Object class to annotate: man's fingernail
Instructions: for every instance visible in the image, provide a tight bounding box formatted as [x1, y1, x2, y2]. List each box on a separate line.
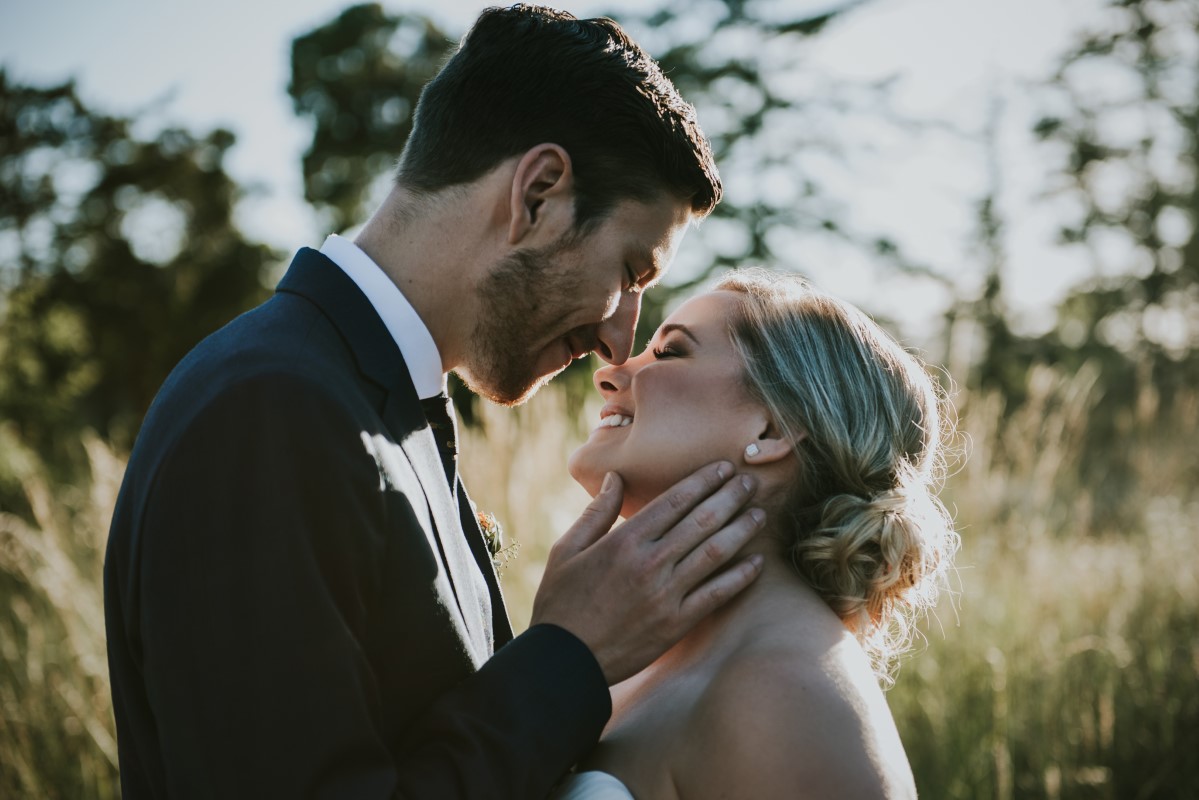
[601, 473, 614, 493]
[741, 475, 756, 492]
[716, 461, 732, 479]
[750, 508, 765, 525]
[751, 554, 765, 570]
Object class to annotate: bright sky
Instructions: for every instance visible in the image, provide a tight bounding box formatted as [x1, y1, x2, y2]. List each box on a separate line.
[1, 0, 1104, 342]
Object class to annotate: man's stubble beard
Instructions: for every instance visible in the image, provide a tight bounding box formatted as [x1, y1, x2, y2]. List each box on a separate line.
[455, 237, 581, 406]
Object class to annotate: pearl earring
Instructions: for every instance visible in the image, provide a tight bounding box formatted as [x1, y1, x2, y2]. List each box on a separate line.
[745, 443, 760, 458]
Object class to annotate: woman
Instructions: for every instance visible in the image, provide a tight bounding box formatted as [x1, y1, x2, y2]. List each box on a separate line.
[552, 269, 959, 799]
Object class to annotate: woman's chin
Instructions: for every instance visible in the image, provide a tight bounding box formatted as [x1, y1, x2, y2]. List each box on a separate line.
[566, 448, 604, 498]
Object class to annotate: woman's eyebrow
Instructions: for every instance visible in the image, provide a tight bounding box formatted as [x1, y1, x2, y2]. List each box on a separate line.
[658, 323, 700, 345]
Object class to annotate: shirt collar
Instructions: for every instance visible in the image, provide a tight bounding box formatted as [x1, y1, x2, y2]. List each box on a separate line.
[319, 234, 445, 399]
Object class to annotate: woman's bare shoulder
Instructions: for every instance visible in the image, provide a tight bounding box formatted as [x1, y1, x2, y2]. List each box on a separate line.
[673, 638, 916, 800]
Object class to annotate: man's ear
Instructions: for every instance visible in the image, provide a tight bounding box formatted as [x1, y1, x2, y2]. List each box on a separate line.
[508, 143, 574, 246]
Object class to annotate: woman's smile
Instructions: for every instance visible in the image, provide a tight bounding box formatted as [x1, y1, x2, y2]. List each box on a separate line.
[595, 403, 635, 431]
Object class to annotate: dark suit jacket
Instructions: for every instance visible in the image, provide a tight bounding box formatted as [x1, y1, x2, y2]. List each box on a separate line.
[104, 248, 610, 798]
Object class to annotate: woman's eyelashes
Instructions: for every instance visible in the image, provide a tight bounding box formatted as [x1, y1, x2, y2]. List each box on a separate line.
[651, 338, 687, 360]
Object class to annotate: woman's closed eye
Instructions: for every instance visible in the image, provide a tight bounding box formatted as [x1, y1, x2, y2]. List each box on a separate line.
[652, 342, 686, 360]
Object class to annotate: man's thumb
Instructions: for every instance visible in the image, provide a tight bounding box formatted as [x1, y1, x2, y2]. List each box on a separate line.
[558, 472, 622, 554]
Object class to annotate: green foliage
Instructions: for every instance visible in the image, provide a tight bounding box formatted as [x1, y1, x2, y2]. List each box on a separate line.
[623, 1, 862, 271]
[0, 72, 278, 469]
[977, 0, 1199, 404]
[936, 0, 1199, 536]
[1043, 0, 1199, 356]
[288, 3, 454, 234]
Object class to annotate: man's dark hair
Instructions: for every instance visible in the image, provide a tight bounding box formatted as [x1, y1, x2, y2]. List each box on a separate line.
[397, 4, 721, 231]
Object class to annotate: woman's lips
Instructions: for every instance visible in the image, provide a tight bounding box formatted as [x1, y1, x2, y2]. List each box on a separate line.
[596, 414, 632, 429]
[595, 407, 634, 430]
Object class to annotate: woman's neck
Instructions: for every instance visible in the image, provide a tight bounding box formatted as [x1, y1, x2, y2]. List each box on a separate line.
[652, 534, 849, 671]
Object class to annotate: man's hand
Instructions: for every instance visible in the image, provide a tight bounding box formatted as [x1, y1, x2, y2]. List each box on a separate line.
[530, 462, 765, 685]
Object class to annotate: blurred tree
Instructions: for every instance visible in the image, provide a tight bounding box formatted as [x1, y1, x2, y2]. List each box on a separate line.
[945, 98, 1044, 404]
[1029, 0, 1198, 403]
[950, 0, 1199, 527]
[289, 3, 455, 234]
[0, 72, 277, 476]
[613, 0, 892, 332]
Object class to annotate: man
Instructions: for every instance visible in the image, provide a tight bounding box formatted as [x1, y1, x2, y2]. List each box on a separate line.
[105, 6, 764, 798]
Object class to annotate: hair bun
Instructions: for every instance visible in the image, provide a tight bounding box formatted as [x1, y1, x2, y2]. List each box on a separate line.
[793, 480, 954, 637]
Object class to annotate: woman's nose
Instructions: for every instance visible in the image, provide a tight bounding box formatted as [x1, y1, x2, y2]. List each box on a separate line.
[593, 361, 629, 395]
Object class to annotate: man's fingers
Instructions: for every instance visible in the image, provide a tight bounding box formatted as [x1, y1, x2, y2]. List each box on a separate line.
[617, 461, 735, 541]
[672, 507, 765, 587]
[555, 472, 623, 556]
[678, 554, 765, 622]
[656, 473, 758, 562]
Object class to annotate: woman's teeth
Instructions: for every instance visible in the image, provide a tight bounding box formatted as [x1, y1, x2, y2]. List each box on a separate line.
[598, 414, 633, 429]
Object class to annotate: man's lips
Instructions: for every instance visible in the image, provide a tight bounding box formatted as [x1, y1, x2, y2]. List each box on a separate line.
[568, 339, 592, 360]
[548, 339, 580, 372]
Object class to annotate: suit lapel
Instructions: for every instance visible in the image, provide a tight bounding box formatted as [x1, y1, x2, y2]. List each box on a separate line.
[385, 392, 492, 660]
[457, 486, 515, 647]
[277, 248, 497, 660]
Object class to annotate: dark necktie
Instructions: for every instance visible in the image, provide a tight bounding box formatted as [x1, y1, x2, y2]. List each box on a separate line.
[419, 394, 458, 487]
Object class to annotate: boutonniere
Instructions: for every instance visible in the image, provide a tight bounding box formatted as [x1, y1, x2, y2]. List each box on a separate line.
[474, 506, 519, 573]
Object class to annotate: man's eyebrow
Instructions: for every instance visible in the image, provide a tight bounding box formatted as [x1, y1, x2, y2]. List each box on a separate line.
[659, 323, 699, 345]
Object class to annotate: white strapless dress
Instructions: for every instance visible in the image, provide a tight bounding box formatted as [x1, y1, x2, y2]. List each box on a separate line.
[550, 770, 636, 799]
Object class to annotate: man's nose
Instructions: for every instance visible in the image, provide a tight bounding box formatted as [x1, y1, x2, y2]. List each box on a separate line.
[593, 291, 640, 365]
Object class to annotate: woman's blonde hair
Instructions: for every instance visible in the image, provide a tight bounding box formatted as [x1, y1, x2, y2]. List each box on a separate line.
[716, 269, 959, 684]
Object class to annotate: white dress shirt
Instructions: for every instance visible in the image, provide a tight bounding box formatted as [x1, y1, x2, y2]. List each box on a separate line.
[320, 234, 445, 400]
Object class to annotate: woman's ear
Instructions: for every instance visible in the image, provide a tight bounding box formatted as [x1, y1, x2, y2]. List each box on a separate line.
[507, 143, 574, 245]
[743, 418, 803, 465]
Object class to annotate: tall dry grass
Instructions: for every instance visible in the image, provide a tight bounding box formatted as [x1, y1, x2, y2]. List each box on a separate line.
[0, 427, 120, 799]
[888, 365, 1199, 799]
[1, 367, 1196, 798]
